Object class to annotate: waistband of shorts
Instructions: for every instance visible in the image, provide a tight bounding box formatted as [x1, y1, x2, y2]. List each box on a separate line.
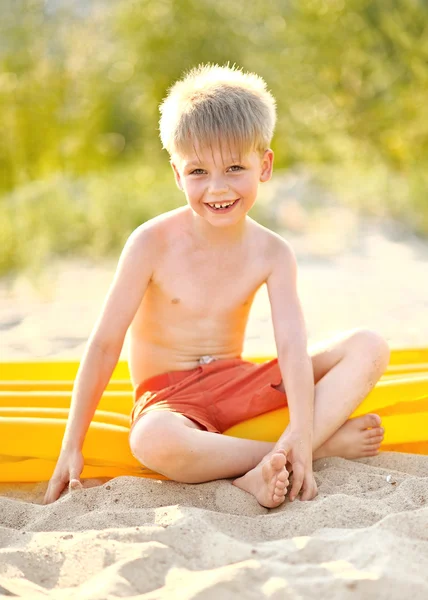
[133, 357, 245, 400]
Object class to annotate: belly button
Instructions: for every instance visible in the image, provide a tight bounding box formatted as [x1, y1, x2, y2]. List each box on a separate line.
[171, 298, 180, 304]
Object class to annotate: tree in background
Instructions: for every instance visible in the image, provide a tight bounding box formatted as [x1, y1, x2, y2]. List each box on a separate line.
[1, 0, 427, 273]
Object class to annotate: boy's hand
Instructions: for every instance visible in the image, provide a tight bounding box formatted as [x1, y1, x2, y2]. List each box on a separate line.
[43, 448, 84, 505]
[276, 430, 317, 502]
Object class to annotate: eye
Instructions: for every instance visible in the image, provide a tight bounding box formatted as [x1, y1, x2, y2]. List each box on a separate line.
[189, 168, 206, 175]
[228, 165, 244, 172]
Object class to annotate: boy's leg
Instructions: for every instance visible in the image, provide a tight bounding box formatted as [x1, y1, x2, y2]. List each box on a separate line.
[292, 328, 389, 457]
[130, 411, 275, 481]
[233, 328, 389, 503]
[130, 328, 389, 505]
[129, 411, 289, 508]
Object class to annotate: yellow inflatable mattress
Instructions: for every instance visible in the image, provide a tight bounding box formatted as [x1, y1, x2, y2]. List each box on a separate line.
[0, 348, 427, 482]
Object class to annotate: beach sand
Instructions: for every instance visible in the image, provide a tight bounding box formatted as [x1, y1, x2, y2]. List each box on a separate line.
[1, 214, 428, 598]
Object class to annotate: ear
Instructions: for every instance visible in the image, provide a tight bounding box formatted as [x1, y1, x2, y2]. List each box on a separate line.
[259, 149, 274, 183]
[170, 161, 184, 191]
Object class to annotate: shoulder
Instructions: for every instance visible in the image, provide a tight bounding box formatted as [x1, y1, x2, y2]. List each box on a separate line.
[248, 219, 296, 273]
[123, 207, 187, 256]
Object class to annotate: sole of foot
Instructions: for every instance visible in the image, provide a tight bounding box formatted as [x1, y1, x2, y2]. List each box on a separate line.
[233, 449, 289, 508]
[315, 413, 384, 460]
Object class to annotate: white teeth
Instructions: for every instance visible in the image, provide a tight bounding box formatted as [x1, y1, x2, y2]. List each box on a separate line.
[207, 200, 236, 209]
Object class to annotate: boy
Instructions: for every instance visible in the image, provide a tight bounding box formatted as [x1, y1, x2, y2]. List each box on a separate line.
[43, 64, 389, 508]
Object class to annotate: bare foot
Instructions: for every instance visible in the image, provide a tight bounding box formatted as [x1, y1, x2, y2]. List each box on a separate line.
[314, 414, 384, 460]
[232, 450, 289, 508]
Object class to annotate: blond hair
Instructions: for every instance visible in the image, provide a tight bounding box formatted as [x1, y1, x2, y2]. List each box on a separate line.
[159, 64, 277, 158]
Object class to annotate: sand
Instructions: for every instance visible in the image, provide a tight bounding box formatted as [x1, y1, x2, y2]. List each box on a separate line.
[1, 213, 428, 599]
[0, 456, 427, 599]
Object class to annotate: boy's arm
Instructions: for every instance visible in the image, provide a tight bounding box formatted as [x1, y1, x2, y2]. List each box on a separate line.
[60, 226, 154, 452]
[266, 235, 317, 502]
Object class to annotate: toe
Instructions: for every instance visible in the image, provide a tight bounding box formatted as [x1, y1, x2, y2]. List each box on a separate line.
[365, 443, 382, 451]
[275, 479, 287, 489]
[270, 452, 288, 477]
[363, 447, 380, 456]
[365, 436, 383, 447]
[275, 482, 288, 494]
[364, 441, 381, 451]
[360, 414, 382, 429]
[271, 451, 287, 471]
[272, 493, 285, 504]
[278, 468, 289, 482]
[365, 427, 384, 440]
[273, 485, 286, 498]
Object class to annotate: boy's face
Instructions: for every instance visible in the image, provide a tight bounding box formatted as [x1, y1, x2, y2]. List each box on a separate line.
[171, 144, 274, 227]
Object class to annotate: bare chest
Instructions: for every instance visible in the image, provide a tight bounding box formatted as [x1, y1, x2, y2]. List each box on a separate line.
[149, 246, 268, 317]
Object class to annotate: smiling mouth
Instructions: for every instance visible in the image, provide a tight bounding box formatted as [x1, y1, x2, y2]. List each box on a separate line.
[205, 199, 240, 212]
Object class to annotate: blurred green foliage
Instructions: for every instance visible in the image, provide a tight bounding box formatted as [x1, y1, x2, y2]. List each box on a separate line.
[1, 0, 427, 275]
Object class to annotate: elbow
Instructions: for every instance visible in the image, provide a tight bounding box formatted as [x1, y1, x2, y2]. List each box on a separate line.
[278, 345, 312, 372]
[89, 332, 124, 361]
[277, 339, 309, 362]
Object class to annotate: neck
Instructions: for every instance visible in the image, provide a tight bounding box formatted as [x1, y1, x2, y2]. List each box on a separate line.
[188, 210, 247, 247]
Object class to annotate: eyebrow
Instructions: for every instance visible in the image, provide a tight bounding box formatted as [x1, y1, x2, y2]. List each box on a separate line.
[185, 158, 242, 168]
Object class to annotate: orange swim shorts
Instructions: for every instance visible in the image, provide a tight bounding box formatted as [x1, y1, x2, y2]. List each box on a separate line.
[129, 357, 287, 437]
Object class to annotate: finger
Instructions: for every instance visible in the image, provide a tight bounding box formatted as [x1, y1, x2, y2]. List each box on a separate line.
[308, 479, 318, 501]
[43, 482, 56, 505]
[42, 488, 51, 505]
[312, 480, 318, 499]
[43, 478, 66, 505]
[299, 483, 311, 501]
[289, 465, 304, 502]
[69, 478, 83, 491]
[69, 460, 83, 489]
[300, 476, 316, 501]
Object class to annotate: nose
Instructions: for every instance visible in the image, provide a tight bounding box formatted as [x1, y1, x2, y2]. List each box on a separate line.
[208, 175, 229, 195]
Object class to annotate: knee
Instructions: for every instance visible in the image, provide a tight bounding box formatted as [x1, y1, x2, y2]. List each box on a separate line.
[129, 412, 186, 472]
[350, 328, 390, 375]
